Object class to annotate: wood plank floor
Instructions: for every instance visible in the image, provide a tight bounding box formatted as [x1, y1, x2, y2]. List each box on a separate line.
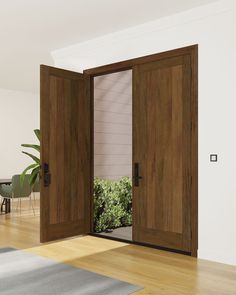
[0, 201, 236, 294]
[0, 198, 40, 249]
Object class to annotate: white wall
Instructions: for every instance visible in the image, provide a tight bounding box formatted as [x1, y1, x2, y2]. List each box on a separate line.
[0, 88, 39, 179]
[52, 0, 236, 266]
[94, 71, 132, 180]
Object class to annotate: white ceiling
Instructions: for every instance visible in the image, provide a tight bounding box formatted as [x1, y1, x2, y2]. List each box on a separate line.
[0, 0, 218, 93]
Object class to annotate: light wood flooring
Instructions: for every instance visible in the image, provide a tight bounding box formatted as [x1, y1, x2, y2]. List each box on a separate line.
[0, 199, 236, 295]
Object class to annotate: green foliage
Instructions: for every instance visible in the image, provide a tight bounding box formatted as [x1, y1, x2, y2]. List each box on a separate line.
[34, 129, 40, 141]
[21, 144, 40, 152]
[94, 176, 132, 232]
[20, 129, 40, 187]
[22, 151, 40, 164]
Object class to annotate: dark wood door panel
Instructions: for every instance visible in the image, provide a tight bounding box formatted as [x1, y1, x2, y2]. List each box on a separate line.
[136, 228, 188, 251]
[133, 53, 193, 253]
[40, 65, 90, 242]
[45, 221, 86, 241]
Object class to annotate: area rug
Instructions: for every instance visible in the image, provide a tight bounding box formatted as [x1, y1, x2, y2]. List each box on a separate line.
[0, 248, 142, 294]
[0, 247, 15, 253]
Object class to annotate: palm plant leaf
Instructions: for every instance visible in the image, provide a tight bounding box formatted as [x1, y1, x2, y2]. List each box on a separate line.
[21, 144, 40, 152]
[29, 166, 40, 186]
[20, 163, 39, 186]
[34, 129, 40, 141]
[22, 151, 40, 164]
[21, 129, 41, 187]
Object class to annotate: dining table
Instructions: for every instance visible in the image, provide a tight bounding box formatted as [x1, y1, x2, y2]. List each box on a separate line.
[0, 179, 12, 214]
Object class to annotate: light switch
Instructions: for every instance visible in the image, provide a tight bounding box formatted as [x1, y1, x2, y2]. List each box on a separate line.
[210, 154, 218, 162]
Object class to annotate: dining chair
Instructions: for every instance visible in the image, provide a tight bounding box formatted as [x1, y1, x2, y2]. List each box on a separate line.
[0, 175, 34, 215]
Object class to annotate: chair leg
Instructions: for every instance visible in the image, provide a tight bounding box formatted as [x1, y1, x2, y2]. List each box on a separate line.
[1, 198, 5, 213]
[11, 198, 14, 214]
[15, 198, 20, 213]
[29, 195, 31, 210]
[29, 194, 35, 216]
[13, 198, 18, 215]
[0, 198, 4, 212]
[33, 192, 36, 207]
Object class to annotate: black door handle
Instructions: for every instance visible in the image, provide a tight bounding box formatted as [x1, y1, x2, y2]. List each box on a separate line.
[43, 163, 51, 187]
[134, 163, 142, 186]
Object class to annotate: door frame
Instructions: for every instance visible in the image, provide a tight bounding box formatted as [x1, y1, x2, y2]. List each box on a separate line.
[84, 45, 198, 257]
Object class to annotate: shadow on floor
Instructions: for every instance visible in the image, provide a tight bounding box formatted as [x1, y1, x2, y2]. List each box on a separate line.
[96, 226, 132, 241]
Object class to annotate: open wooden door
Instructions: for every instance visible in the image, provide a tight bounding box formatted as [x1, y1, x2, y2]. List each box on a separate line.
[40, 65, 90, 242]
[133, 53, 194, 253]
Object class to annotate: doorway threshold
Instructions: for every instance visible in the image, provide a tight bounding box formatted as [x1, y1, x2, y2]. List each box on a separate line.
[94, 226, 132, 242]
[90, 231, 192, 257]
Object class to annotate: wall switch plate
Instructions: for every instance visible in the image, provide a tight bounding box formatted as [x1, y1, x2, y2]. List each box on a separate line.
[210, 154, 218, 162]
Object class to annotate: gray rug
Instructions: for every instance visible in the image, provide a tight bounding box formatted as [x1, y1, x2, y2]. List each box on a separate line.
[0, 247, 15, 253]
[0, 248, 142, 295]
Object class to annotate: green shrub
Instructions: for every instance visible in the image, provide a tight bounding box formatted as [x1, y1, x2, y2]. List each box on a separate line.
[94, 176, 132, 232]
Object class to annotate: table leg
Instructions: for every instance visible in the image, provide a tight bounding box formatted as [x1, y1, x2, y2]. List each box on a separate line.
[6, 199, 11, 213]
[0, 199, 4, 212]
[0, 198, 11, 214]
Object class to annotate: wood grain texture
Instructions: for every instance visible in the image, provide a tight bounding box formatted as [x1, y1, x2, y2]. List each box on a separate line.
[88, 45, 198, 255]
[28, 235, 236, 295]
[84, 45, 197, 76]
[40, 65, 90, 242]
[133, 55, 192, 252]
[0, 209, 236, 295]
[0, 199, 40, 249]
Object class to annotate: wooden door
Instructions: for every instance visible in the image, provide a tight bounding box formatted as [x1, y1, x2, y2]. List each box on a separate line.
[133, 54, 193, 252]
[40, 65, 90, 242]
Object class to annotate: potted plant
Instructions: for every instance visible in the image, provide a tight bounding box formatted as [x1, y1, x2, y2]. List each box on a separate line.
[20, 129, 40, 187]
